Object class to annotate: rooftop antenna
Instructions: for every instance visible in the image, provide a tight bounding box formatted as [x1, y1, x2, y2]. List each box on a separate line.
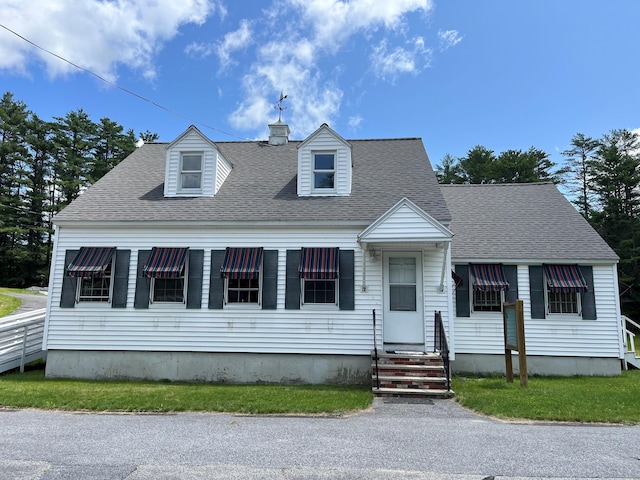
[274, 91, 288, 122]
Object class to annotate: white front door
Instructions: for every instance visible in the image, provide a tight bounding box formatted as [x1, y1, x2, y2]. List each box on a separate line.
[382, 252, 424, 345]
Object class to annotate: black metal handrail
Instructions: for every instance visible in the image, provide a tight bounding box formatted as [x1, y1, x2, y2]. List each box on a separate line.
[434, 310, 451, 391]
[372, 309, 380, 389]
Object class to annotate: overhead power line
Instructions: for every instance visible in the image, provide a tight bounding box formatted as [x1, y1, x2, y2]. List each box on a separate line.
[0, 23, 248, 141]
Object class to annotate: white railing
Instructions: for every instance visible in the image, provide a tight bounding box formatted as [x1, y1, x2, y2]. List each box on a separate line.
[0, 308, 46, 374]
[622, 315, 638, 354]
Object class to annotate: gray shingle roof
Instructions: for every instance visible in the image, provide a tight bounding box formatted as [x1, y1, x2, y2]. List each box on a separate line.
[440, 183, 618, 262]
[54, 138, 451, 225]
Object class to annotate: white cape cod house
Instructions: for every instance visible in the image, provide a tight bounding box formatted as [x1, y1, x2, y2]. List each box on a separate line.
[43, 122, 626, 386]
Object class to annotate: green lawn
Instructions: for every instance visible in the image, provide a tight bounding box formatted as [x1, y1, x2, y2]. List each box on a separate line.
[0, 293, 21, 317]
[453, 370, 640, 424]
[0, 368, 373, 415]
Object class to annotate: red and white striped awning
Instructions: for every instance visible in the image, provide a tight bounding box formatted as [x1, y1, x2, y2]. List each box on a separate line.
[66, 247, 116, 278]
[143, 247, 189, 279]
[544, 264, 587, 293]
[299, 247, 339, 280]
[470, 264, 509, 292]
[221, 247, 263, 279]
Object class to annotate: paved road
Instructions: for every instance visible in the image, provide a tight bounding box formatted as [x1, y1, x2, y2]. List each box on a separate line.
[1, 398, 638, 479]
[4, 292, 47, 316]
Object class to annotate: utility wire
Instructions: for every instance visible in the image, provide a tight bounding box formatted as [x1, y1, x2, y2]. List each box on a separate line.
[0, 23, 249, 141]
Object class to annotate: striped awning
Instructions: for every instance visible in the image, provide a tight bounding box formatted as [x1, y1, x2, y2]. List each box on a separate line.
[221, 247, 263, 279]
[470, 264, 509, 292]
[544, 264, 588, 293]
[299, 247, 340, 279]
[66, 247, 116, 278]
[143, 247, 189, 279]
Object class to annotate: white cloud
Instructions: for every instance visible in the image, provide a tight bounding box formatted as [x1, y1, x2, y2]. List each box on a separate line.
[228, 0, 435, 137]
[185, 19, 253, 69]
[0, 0, 217, 81]
[438, 29, 462, 51]
[348, 115, 363, 130]
[370, 37, 432, 82]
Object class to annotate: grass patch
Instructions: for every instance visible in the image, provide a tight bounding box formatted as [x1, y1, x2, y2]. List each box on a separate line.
[453, 370, 640, 424]
[0, 287, 40, 295]
[0, 369, 373, 415]
[0, 293, 21, 317]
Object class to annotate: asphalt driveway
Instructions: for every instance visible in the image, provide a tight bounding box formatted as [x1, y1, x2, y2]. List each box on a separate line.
[0, 398, 638, 479]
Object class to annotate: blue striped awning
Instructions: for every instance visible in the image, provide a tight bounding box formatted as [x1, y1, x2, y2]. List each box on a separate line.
[470, 264, 509, 292]
[67, 247, 116, 278]
[544, 264, 587, 293]
[144, 247, 189, 279]
[221, 247, 263, 279]
[299, 247, 339, 279]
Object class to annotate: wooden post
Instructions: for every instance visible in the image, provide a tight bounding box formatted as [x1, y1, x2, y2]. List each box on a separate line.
[503, 299, 527, 387]
[516, 299, 528, 387]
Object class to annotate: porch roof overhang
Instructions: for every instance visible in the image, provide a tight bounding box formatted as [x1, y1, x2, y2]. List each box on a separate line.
[357, 197, 453, 246]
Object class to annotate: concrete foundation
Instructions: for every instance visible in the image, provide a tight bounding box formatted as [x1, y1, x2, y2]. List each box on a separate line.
[45, 350, 372, 385]
[452, 353, 622, 376]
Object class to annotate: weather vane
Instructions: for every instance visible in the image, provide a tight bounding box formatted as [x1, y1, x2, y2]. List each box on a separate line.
[274, 91, 288, 121]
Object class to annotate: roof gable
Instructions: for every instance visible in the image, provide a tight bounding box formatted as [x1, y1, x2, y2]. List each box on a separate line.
[297, 123, 353, 197]
[358, 197, 453, 244]
[297, 123, 351, 150]
[166, 125, 218, 150]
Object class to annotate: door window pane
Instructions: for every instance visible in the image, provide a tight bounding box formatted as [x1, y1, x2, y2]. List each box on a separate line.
[389, 256, 417, 311]
[390, 285, 416, 311]
[389, 257, 416, 283]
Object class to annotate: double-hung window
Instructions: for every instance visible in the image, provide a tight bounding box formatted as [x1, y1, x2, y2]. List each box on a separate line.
[180, 153, 203, 191]
[312, 152, 336, 191]
[469, 264, 509, 312]
[221, 247, 263, 306]
[67, 247, 116, 303]
[544, 264, 586, 315]
[299, 247, 339, 306]
[144, 247, 189, 304]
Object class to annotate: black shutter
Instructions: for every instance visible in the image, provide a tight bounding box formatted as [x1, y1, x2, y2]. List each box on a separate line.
[580, 265, 597, 320]
[186, 250, 204, 309]
[59, 250, 78, 308]
[111, 249, 130, 308]
[339, 250, 355, 310]
[262, 250, 278, 309]
[504, 265, 518, 303]
[285, 249, 301, 310]
[133, 250, 151, 309]
[529, 265, 546, 319]
[454, 264, 470, 317]
[208, 250, 225, 309]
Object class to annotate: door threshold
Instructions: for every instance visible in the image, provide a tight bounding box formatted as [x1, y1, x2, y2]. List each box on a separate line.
[383, 344, 425, 353]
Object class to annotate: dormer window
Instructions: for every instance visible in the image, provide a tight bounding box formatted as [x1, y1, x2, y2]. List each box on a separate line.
[313, 152, 336, 190]
[180, 153, 202, 191]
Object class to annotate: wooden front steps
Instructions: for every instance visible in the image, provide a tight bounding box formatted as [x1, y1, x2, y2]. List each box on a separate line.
[371, 350, 453, 398]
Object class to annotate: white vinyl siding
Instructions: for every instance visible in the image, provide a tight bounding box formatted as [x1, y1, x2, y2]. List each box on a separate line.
[164, 128, 230, 197]
[46, 225, 452, 356]
[297, 128, 351, 196]
[453, 264, 622, 358]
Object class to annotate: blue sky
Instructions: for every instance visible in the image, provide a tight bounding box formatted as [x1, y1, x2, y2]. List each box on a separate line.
[1, 0, 639, 171]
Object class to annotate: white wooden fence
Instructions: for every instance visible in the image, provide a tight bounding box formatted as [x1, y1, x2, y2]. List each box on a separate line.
[0, 308, 46, 374]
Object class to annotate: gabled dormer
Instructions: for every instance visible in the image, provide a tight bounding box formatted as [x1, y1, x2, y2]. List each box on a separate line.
[163, 125, 232, 197]
[297, 124, 352, 196]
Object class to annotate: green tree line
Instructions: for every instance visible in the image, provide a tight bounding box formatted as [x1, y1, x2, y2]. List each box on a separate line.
[436, 129, 640, 318]
[0, 91, 139, 286]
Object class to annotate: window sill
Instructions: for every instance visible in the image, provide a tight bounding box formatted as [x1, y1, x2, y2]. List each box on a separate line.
[301, 304, 339, 311]
[546, 313, 589, 321]
[224, 303, 261, 309]
[75, 301, 112, 307]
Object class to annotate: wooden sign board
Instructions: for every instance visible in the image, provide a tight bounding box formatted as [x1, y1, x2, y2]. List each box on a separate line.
[503, 299, 528, 387]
